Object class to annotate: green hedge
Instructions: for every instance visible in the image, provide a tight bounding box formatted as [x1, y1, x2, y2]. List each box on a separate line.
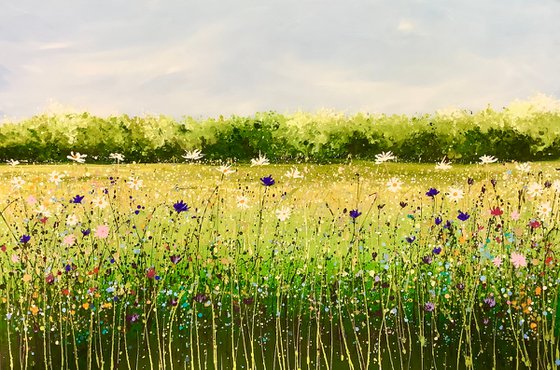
[0, 107, 558, 163]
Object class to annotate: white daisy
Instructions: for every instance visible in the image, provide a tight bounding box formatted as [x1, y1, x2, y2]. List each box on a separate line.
[536, 202, 552, 218]
[375, 151, 396, 165]
[6, 159, 19, 166]
[216, 165, 235, 176]
[11, 176, 25, 190]
[284, 167, 304, 179]
[435, 159, 452, 170]
[182, 149, 204, 161]
[127, 177, 143, 190]
[447, 187, 464, 202]
[92, 196, 108, 209]
[386, 177, 403, 192]
[275, 207, 292, 221]
[49, 171, 65, 185]
[479, 155, 498, 164]
[66, 214, 79, 226]
[515, 162, 531, 173]
[236, 195, 250, 209]
[109, 153, 125, 162]
[526, 182, 543, 198]
[67, 151, 87, 163]
[250, 153, 270, 167]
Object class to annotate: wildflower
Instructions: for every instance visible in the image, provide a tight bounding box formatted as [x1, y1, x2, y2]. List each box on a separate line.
[432, 246, 442, 255]
[276, 207, 291, 221]
[386, 177, 403, 192]
[95, 225, 110, 239]
[447, 187, 464, 202]
[63, 234, 76, 246]
[6, 159, 19, 166]
[251, 152, 270, 166]
[529, 219, 541, 229]
[127, 313, 140, 323]
[109, 153, 125, 162]
[490, 207, 503, 216]
[511, 210, 520, 221]
[71, 195, 84, 204]
[284, 167, 304, 179]
[236, 195, 250, 209]
[424, 302, 435, 312]
[47, 171, 65, 185]
[536, 202, 551, 218]
[92, 197, 108, 209]
[170, 255, 182, 264]
[435, 159, 452, 170]
[467, 177, 474, 185]
[483, 297, 496, 308]
[493, 256, 503, 267]
[457, 211, 470, 221]
[479, 155, 498, 164]
[182, 149, 204, 161]
[66, 214, 79, 226]
[127, 177, 143, 190]
[422, 255, 432, 264]
[11, 176, 25, 190]
[216, 165, 235, 176]
[552, 180, 560, 192]
[406, 236, 416, 243]
[260, 175, 275, 186]
[526, 182, 543, 198]
[435, 217, 442, 225]
[515, 162, 531, 173]
[20, 235, 31, 244]
[67, 151, 87, 163]
[173, 200, 189, 213]
[349, 209, 362, 219]
[146, 267, 156, 279]
[510, 252, 527, 268]
[375, 151, 396, 164]
[426, 188, 440, 198]
[81, 228, 91, 236]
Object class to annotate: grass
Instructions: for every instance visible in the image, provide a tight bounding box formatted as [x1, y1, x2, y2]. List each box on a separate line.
[0, 160, 559, 369]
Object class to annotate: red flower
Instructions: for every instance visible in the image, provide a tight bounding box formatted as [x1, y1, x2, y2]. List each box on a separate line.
[546, 256, 554, 266]
[146, 267, 156, 279]
[529, 220, 541, 229]
[0, 245, 6, 252]
[40, 217, 48, 224]
[61, 288, 70, 296]
[46, 273, 55, 284]
[490, 207, 503, 216]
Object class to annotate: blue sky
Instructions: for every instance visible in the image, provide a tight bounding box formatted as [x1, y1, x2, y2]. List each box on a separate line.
[0, 0, 558, 118]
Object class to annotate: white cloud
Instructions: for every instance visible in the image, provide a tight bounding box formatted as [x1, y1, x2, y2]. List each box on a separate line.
[397, 19, 415, 33]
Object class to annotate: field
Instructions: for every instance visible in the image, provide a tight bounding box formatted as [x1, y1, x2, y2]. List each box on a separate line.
[1, 159, 559, 369]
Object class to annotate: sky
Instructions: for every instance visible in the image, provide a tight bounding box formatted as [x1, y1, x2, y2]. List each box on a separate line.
[0, 0, 559, 119]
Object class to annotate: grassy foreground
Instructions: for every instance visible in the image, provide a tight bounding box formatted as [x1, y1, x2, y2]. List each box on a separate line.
[0, 161, 560, 369]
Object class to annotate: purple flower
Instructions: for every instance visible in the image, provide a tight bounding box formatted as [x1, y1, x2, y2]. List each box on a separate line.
[435, 217, 442, 225]
[424, 302, 435, 312]
[349, 209, 362, 219]
[173, 200, 189, 213]
[544, 180, 552, 189]
[426, 188, 440, 197]
[432, 246, 442, 255]
[443, 220, 452, 229]
[406, 236, 416, 243]
[490, 178, 497, 187]
[457, 211, 470, 221]
[170, 255, 182, 264]
[260, 175, 275, 186]
[127, 313, 140, 323]
[71, 195, 84, 204]
[422, 255, 433, 264]
[194, 293, 208, 303]
[81, 228, 91, 236]
[20, 234, 31, 244]
[467, 178, 474, 185]
[65, 264, 72, 272]
[483, 297, 496, 308]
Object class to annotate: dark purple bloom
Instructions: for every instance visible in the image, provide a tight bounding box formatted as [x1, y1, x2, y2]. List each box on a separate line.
[406, 236, 416, 243]
[127, 313, 140, 323]
[457, 211, 470, 221]
[399, 201, 408, 208]
[349, 209, 362, 219]
[456, 283, 465, 290]
[432, 246, 442, 255]
[424, 302, 435, 312]
[482, 317, 490, 326]
[426, 188, 440, 197]
[435, 217, 442, 225]
[422, 255, 432, 264]
[490, 178, 497, 187]
[260, 175, 275, 186]
[20, 234, 31, 244]
[544, 180, 552, 189]
[443, 220, 452, 229]
[194, 293, 208, 303]
[170, 255, 182, 264]
[65, 264, 72, 272]
[173, 200, 189, 213]
[81, 228, 91, 236]
[71, 195, 84, 204]
[467, 178, 474, 185]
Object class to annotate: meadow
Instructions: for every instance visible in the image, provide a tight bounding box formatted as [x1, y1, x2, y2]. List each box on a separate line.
[0, 157, 559, 369]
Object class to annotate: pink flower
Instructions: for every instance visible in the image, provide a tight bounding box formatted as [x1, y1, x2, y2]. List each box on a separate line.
[26, 195, 37, 205]
[510, 210, 520, 221]
[510, 252, 527, 268]
[94, 225, 110, 239]
[63, 234, 76, 246]
[492, 256, 502, 268]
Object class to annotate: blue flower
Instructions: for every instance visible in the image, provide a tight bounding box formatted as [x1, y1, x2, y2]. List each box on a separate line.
[20, 234, 31, 244]
[173, 200, 189, 213]
[426, 188, 440, 197]
[71, 195, 84, 204]
[435, 217, 442, 225]
[81, 228, 91, 236]
[457, 211, 470, 221]
[432, 246, 442, 255]
[349, 209, 362, 219]
[260, 175, 275, 186]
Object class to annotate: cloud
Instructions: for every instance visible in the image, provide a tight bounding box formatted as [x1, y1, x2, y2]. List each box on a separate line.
[397, 19, 415, 33]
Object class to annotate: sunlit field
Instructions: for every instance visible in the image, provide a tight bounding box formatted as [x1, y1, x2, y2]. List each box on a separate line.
[1, 159, 560, 369]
